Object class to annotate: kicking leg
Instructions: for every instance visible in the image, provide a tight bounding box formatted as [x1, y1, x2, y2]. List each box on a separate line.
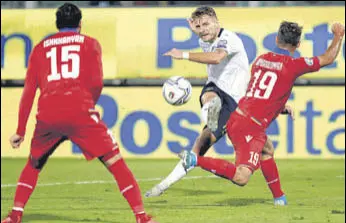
[145, 91, 220, 197]
[145, 128, 217, 197]
[260, 138, 287, 205]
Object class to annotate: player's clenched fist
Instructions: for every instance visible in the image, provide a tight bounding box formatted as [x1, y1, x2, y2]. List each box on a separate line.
[331, 22, 345, 36]
[283, 105, 295, 120]
[9, 134, 24, 149]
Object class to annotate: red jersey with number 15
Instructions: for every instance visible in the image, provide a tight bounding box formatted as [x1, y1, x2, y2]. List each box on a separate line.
[16, 31, 103, 137]
[238, 52, 321, 127]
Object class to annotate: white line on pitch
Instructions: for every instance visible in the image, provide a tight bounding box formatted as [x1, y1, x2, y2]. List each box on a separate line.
[1, 175, 217, 188]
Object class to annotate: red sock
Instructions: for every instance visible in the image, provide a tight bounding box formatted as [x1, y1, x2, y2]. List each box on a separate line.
[12, 160, 40, 216]
[260, 158, 284, 198]
[108, 158, 145, 217]
[197, 156, 236, 180]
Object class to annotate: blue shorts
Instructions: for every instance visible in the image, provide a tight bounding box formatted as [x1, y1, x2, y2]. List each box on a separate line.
[199, 82, 238, 140]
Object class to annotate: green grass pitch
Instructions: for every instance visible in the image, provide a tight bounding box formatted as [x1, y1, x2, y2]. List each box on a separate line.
[1, 158, 344, 223]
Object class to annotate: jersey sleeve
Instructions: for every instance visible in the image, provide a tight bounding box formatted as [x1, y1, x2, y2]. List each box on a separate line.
[16, 47, 38, 137]
[89, 39, 103, 104]
[292, 56, 321, 78]
[215, 32, 242, 55]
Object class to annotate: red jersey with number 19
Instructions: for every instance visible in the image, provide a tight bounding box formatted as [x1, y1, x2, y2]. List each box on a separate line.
[238, 52, 321, 128]
[16, 31, 103, 137]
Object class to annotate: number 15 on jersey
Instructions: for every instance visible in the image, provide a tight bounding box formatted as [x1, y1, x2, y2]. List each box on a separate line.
[46, 45, 81, 82]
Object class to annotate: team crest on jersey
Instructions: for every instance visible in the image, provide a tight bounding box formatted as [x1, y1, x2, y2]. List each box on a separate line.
[304, 57, 314, 66]
[216, 39, 227, 49]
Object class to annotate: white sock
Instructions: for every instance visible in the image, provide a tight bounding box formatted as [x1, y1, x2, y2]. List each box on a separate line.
[157, 160, 194, 190]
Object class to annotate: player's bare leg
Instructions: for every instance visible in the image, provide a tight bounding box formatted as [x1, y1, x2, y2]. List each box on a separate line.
[99, 149, 158, 223]
[145, 92, 219, 198]
[260, 138, 287, 205]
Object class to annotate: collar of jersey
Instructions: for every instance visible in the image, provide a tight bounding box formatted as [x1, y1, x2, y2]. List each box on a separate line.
[272, 47, 294, 57]
[59, 28, 79, 33]
[218, 28, 224, 37]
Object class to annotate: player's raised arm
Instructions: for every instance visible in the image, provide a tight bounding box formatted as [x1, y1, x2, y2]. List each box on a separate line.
[318, 22, 345, 68]
[187, 18, 198, 35]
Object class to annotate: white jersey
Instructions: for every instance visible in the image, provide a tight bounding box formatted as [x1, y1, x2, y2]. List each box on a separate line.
[199, 28, 250, 103]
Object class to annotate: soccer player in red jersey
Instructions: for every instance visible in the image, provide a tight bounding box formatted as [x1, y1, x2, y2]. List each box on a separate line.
[181, 21, 344, 205]
[2, 3, 158, 223]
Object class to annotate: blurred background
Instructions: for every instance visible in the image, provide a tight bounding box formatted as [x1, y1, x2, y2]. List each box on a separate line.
[1, 1, 345, 159]
[1, 1, 345, 8]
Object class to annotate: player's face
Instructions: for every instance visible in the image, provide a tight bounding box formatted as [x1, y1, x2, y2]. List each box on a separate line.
[193, 15, 219, 42]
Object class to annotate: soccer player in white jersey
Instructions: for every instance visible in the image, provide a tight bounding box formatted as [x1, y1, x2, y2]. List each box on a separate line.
[146, 6, 289, 206]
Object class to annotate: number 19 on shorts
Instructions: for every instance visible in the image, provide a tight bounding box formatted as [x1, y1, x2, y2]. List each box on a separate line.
[248, 151, 259, 166]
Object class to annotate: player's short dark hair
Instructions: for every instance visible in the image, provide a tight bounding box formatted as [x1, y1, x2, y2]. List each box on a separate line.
[56, 3, 82, 29]
[277, 21, 303, 47]
[191, 6, 218, 20]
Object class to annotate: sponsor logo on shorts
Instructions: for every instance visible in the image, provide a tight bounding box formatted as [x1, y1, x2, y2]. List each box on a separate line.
[245, 135, 253, 143]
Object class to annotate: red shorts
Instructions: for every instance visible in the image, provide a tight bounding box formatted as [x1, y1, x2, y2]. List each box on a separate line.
[226, 112, 267, 172]
[30, 110, 117, 161]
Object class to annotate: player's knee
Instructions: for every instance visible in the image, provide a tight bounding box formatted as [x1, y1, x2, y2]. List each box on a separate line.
[100, 148, 122, 167]
[233, 175, 249, 187]
[236, 179, 248, 187]
[233, 166, 252, 186]
[201, 91, 219, 105]
[262, 139, 275, 157]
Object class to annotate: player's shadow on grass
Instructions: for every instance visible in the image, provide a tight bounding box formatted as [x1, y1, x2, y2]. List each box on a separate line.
[168, 187, 225, 196]
[216, 198, 271, 206]
[23, 213, 118, 223]
[147, 198, 271, 209]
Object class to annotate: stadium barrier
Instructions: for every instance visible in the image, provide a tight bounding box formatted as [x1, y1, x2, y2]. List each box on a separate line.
[1, 86, 344, 159]
[1, 7, 345, 80]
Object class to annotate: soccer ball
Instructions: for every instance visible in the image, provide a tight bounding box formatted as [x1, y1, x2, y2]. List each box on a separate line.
[162, 76, 192, 105]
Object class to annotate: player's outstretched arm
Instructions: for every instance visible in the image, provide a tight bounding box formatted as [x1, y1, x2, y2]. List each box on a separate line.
[318, 23, 345, 68]
[163, 48, 227, 64]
